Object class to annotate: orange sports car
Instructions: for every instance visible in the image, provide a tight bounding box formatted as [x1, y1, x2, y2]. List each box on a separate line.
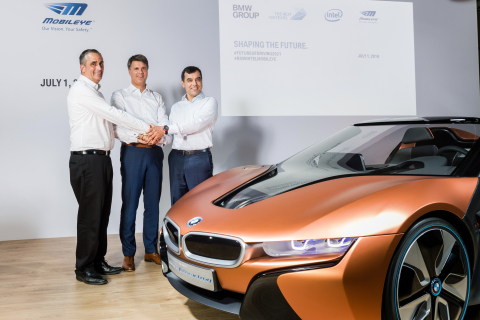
[160, 117, 480, 320]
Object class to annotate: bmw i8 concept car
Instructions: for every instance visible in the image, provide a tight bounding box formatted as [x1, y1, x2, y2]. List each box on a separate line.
[160, 117, 480, 320]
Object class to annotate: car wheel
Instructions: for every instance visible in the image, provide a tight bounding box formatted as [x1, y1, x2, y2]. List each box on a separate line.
[383, 218, 471, 320]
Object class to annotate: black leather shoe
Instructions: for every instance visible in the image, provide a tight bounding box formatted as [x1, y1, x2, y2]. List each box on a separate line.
[95, 260, 123, 275]
[75, 267, 108, 285]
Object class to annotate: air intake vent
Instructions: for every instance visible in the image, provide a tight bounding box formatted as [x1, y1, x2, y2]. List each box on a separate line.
[185, 234, 241, 260]
[163, 218, 180, 254]
[182, 232, 246, 268]
[166, 222, 179, 246]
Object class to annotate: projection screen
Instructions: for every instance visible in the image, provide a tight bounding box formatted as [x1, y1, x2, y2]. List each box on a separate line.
[219, 0, 416, 116]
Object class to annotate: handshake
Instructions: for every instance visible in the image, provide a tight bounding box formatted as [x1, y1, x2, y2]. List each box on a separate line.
[137, 124, 167, 145]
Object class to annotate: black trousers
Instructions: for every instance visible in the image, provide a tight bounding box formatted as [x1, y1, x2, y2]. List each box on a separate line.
[69, 154, 113, 271]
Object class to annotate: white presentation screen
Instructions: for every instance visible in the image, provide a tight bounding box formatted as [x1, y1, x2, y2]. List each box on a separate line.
[219, 0, 416, 116]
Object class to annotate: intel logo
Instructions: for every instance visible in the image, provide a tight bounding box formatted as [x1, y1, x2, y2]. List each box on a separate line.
[325, 9, 343, 22]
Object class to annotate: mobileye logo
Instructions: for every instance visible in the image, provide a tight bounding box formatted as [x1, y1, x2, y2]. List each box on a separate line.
[359, 10, 378, 23]
[325, 9, 343, 22]
[361, 11, 376, 17]
[187, 217, 203, 227]
[42, 2, 93, 28]
[44, 3, 88, 16]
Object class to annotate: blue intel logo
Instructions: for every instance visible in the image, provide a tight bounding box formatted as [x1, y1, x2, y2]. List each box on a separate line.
[325, 9, 343, 22]
[361, 11, 376, 17]
[44, 3, 88, 16]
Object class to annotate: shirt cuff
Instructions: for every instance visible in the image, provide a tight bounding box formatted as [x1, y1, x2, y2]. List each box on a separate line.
[168, 124, 181, 136]
[126, 132, 138, 144]
[156, 136, 165, 147]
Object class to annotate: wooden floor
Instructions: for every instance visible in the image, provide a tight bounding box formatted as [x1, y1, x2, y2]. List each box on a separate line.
[0, 234, 238, 320]
[1, 234, 480, 320]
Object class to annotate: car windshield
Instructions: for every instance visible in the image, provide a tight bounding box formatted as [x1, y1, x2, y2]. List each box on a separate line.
[217, 122, 480, 209]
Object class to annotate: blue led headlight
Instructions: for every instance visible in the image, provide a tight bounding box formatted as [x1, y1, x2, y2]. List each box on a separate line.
[262, 237, 357, 257]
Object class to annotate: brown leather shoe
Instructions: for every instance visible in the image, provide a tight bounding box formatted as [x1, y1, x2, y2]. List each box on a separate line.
[144, 252, 162, 265]
[122, 256, 135, 271]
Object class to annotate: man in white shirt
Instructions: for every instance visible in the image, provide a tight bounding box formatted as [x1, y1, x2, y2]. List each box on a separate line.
[68, 49, 163, 285]
[165, 66, 218, 205]
[111, 55, 171, 271]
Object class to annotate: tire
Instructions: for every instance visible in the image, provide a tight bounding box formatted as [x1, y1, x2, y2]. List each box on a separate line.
[382, 217, 471, 320]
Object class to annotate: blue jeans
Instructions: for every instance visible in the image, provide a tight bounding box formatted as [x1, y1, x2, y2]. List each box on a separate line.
[168, 149, 213, 205]
[119, 145, 164, 256]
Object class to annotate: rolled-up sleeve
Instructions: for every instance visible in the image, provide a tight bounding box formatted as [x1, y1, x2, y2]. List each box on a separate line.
[111, 91, 140, 143]
[73, 86, 149, 133]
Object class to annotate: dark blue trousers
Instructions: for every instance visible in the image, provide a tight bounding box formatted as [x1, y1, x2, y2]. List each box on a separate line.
[168, 149, 213, 205]
[120, 145, 164, 257]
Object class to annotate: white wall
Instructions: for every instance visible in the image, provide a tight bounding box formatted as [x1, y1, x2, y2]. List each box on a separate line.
[0, 0, 478, 241]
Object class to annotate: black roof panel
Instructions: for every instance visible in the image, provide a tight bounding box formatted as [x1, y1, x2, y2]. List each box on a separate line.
[354, 117, 480, 126]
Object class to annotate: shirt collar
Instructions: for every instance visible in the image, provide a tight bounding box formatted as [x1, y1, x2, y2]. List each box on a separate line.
[182, 91, 205, 102]
[79, 75, 101, 91]
[129, 83, 150, 94]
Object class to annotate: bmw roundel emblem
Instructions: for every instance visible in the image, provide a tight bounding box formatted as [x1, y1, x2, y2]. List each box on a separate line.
[187, 217, 203, 227]
[430, 278, 442, 296]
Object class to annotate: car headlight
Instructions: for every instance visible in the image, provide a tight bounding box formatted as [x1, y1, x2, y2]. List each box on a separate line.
[262, 237, 358, 257]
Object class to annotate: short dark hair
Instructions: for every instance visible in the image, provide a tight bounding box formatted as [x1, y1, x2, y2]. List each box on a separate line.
[128, 54, 149, 69]
[181, 66, 202, 81]
[79, 49, 101, 66]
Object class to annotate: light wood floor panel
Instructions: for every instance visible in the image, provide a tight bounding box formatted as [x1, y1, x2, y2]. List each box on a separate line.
[0, 235, 238, 320]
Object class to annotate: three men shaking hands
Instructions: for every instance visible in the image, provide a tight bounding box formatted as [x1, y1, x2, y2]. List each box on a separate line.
[68, 49, 218, 285]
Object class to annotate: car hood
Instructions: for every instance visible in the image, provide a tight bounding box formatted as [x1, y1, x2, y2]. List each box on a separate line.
[166, 166, 477, 242]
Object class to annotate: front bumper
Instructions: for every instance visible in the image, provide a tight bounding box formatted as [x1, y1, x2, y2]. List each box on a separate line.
[161, 232, 404, 320]
[165, 272, 244, 314]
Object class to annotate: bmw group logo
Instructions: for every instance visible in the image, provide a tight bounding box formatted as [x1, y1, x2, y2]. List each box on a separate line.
[187, 217, 203, 227]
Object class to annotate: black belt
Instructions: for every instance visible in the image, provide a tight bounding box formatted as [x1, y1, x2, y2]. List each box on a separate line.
[122, 143, 157, 148]
[71, 150, 110, 156]
[172, 148, 209, 156]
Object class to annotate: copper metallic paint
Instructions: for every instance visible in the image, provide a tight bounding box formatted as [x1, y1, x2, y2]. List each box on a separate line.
[399, 142, 415, 149]
[215, 251, 345, 293]
[277, 234, 403, 320]
[434, 127, 479, 141]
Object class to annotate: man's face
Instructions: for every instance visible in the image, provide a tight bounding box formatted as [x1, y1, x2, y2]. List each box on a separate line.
[80, 52, 104, 84]
[182, 71, 202, 98]
[128, 61, 148, 88]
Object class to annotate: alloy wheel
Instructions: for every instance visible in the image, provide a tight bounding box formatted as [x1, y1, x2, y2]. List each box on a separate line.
[396, 228, 470, 320]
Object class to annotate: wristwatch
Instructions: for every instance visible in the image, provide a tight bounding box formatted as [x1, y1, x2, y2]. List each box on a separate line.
[163, 125, 169, 135]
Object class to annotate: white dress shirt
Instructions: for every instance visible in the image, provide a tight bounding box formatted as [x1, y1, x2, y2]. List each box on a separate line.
[111, 84, 172, 147]
[67, 75, 150, 151]
[169, 92, 218, 151]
